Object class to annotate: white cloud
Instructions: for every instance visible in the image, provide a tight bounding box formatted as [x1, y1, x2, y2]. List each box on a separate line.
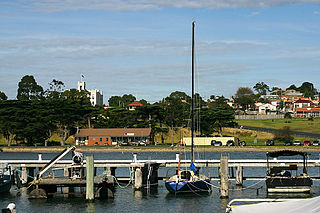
[314, 11, 320, 15]
[3, 0, 320, 12]
[249, 11, 260, 17]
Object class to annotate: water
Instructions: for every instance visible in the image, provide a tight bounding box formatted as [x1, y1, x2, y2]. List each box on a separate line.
[1, 151, 320, 213]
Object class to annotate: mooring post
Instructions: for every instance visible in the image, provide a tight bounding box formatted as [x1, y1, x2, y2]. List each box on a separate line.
[176, 153, 180, 161]
[86, 156, 94, 200]
[133, 153, 137, 162]
[220, 155, 229, 198]
[64, 167, 69, 177]
[134, 167, 143, 190]
[21, 166, 28, 184]
[236, 165, 243, 186]
[105, 167, 116, 177]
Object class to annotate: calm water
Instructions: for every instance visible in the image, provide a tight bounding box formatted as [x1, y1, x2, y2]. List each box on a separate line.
[1, 151, 320, 213]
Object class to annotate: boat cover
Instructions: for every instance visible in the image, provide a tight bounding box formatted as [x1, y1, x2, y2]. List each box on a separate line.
[267, 150, 306, 158]
[230, 196, 320, 213]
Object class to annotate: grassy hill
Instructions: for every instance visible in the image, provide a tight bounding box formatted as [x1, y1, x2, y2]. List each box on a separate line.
[236, 118, 320, 133]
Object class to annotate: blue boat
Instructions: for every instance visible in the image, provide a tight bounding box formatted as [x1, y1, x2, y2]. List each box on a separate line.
[165, 22, 211, 194]
[165, 166, 211, 193]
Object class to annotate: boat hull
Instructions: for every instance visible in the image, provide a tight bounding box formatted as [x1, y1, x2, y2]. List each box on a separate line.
[266, 176, 312, 193]
[0, 180, 12, 193]
[165, 179, 211, 193]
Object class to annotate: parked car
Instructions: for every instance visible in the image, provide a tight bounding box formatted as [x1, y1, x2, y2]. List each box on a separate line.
[134, 141, 147, 146]
[226, 140, 235, 146]
[303, 140, 311, 146]
[120, 141, 131, 146]
[284, 140, 292, 146]
[239, 140, 246, 146]
[312, 140, 319, 146]
[266, 139, 274, 146]
[213, 141, 222, 146]
[293, 140, 301, 146]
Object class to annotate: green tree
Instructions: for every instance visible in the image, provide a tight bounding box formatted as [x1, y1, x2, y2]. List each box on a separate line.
[274, 126, 294, 142]
[0, 91, 7, 100]
[169, 91, 191, 103]
[139, 99, 149, 106]
[121, 94, 136, 107]
[201, 104, 235, 136]
[253, 82, 270, 95]
[298, 82, 317, 98]
[108, 96, 122, 107]
[234, 87, 256, 111]
[45, 79, 65, 99]
[17, 75, 44, 101]
[62, 89, 90, 105]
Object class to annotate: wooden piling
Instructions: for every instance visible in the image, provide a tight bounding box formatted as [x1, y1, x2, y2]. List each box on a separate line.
[134, 168, 142, 189]
[86, 156, 94, 200]
[21, 166, 27, 184]
[220, 156, 229, 198]
[236, 165, 243, 186]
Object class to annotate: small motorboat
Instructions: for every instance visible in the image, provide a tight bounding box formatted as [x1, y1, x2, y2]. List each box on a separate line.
[266, 150, 312, 193]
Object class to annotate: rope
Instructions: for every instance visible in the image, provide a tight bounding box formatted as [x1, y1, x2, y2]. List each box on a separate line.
[110, 168, 135, 189]
[205, 179, 266, 191]
[15, 167, 36, 180]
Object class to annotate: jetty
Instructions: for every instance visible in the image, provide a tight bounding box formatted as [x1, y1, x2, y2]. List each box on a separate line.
[2, 151, 320, 199]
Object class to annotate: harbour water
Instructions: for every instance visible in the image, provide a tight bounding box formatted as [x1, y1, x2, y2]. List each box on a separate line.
[1, 151, 320, 213]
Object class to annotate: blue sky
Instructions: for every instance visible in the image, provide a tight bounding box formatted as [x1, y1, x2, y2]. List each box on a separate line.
[1, 0, 320, 103]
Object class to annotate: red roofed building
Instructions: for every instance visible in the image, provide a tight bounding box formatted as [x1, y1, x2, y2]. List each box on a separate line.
[74, 128, 151, 145]
[128, 101, 143, 110]
[295, 108, 320, 118]
[293, 99, 312, 109]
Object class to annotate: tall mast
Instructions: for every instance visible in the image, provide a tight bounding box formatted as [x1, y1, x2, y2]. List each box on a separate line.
[191, 21, 195, 163]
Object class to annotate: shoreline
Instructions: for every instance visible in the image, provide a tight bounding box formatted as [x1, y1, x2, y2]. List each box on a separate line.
[1, 146, 320, 153]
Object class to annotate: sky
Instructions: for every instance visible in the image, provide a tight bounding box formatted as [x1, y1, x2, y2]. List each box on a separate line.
[0, 0, 320, 104]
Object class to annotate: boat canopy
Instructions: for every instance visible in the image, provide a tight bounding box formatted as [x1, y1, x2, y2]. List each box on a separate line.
[267, 150, 307, 158]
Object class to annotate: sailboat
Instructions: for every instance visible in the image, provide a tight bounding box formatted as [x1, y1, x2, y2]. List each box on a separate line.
[165, 22, 211, 194]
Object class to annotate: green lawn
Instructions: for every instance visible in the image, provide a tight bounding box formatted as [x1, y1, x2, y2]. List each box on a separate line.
[236, 118, 320, 133]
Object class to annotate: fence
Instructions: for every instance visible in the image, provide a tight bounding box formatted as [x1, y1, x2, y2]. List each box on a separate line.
[235, 114, 284, 120]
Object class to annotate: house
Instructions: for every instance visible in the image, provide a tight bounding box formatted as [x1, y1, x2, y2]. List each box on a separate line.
[128, 101, 143, 110]
[293, 99, 312, 109]
[295, 108, 320, 118]
[74, 128, 152, 145]
[256, 103, 277, 115]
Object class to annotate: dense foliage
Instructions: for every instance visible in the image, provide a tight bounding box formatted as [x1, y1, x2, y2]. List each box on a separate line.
[0, 76, 236, 146]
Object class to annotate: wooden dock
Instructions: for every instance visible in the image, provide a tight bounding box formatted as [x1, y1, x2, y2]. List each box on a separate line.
[2, 152, 320, 199]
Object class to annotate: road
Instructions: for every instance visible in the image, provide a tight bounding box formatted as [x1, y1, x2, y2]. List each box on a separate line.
[241, 126, 320, 139]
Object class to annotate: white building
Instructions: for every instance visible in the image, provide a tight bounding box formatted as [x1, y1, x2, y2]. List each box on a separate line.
[256, 103, 277, 115]
[77, 81, 103, 106]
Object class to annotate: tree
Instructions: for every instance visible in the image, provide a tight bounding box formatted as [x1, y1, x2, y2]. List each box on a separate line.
[45, 79, 65, 99]
[234, 87, 256, 111]
[273, 126, 294, 142]
[298, 82, 317, 98]
[169, 91, 191, 103]
[0, 91, 7, 100]
[287, 84, 297, 90]
[108, 96, 122, 107]
[121, 94, 136, 107]
[201, 104, 235, 136]
[17, 75, 44, 101]
[253, 82, 270, 95]
[62, 89, 90, 105]
[139, 99, 148, 106]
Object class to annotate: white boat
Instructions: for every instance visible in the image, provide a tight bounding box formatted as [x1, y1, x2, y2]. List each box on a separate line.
[226, 195, 320, 213]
